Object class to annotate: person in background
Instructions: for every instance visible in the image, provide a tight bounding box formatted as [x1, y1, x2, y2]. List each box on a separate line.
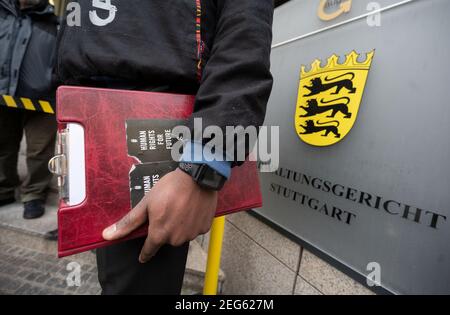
[0, 0, 58, 219]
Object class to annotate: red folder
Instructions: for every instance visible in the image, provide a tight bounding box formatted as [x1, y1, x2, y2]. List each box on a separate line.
[56, 86, 262, 257]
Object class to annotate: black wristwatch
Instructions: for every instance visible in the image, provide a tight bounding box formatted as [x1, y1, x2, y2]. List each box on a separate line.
[178, 162, 227, 191]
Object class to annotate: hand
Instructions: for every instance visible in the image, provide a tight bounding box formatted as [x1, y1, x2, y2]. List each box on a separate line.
[102, 168, 218, 263]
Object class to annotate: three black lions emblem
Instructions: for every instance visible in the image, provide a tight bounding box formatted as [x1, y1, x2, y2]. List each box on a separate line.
[295, 51, 375, 146]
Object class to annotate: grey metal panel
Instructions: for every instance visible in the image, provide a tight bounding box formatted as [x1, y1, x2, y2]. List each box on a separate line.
[257, 0, 450, 294]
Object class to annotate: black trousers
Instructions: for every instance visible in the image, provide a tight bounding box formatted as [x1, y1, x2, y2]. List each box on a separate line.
[96, 237, 189, 295]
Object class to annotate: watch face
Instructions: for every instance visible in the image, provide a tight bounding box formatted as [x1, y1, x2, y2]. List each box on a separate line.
[201, 168, 222, 188]
[178, 163, 226, 191]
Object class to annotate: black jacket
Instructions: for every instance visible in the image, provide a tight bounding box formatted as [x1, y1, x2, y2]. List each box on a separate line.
[57, 0, 274, 163]
[0, 0, 57, 100]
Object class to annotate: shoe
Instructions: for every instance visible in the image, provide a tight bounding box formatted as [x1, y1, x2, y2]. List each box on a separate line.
[0, 197, 15, 207]
[44, 229, 58, 241]
[23, 199, 45, 219]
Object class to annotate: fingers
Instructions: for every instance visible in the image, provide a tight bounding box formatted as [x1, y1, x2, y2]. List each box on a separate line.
[102, 198, 148, 241]
[139, 230, 164, 263]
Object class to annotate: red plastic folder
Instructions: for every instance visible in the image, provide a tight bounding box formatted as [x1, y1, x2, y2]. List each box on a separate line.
[56, 86, 262, 257]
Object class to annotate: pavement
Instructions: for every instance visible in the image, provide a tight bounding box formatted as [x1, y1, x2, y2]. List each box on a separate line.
[0, 243, 101, 295]
[0, 191, 101, 295]
[0, 193, 59, 239]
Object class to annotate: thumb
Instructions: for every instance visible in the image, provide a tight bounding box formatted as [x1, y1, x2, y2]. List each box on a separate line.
[102, 199, 148, 241]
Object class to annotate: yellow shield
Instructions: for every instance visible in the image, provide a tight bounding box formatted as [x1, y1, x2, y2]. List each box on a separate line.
[295, 51, 374, 146]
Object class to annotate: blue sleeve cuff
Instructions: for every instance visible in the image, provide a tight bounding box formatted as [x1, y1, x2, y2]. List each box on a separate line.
[180, 141, 231, 179]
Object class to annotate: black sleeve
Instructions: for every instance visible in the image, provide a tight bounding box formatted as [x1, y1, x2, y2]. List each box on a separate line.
[187, 0, 274, 166]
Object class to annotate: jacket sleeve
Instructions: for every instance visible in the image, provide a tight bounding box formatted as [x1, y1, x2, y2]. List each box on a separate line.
[187, 0, 274, 166]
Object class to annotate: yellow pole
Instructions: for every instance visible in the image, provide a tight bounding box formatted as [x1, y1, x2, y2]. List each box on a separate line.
[203, 216, 226, 295]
